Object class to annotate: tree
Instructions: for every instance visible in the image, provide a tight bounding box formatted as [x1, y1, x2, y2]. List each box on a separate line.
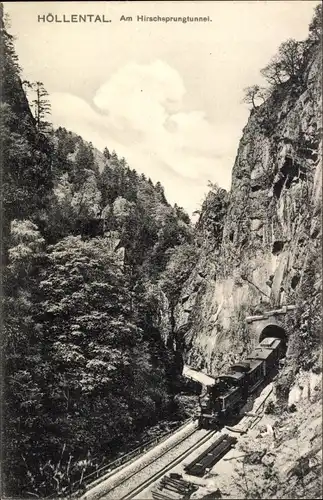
[31, 81, 52, 133]
[74, 141, 95, 174]
[103, 146, 110, 160]
[155, 181, 167, 203]
[242, 85, 268, 109]
[4, 234, 141, 496]
[0, 6, 21, 92]
[3, 219, 49, 497]
[261, 39, 305, 87]
[1, 9, 53, 245]
[278, 39, 305, 78]
[308, 4, 322, 43]
[69, 141, 98, 200]
[51, 127, 76, 177]
[7, 219, 45, 279]
[110, 150, 118, 162]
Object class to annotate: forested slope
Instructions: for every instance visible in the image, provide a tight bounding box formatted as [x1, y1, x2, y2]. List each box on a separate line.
[1, 6, 196, 496]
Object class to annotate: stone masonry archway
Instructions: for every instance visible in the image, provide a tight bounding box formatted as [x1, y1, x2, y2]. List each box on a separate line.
[246, 305, 295, 354]
[259, 324, 287, 343]
[259, 324, 287, 354]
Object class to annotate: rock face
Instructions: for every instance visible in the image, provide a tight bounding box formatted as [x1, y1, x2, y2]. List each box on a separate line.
[177, 44, 322, 376]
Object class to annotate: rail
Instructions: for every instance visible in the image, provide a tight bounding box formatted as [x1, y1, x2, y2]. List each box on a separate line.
[121, 429, 217, 500]
[90, 425, 200, 499]
[68, 417, 194, 497]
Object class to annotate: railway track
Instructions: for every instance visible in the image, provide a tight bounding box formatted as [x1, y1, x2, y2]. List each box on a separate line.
[120, 429, 217, 500]
[75, 419, 194, 496]
[83, 386, 275, 500]
[83, 425, 216, 500]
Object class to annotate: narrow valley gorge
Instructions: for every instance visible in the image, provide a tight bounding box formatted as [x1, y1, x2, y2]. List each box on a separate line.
[1, 3, 322, 499]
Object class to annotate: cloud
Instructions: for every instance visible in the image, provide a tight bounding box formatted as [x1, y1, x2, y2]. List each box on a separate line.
[93, 60, 185, 128]
[50, 60, 234, 215]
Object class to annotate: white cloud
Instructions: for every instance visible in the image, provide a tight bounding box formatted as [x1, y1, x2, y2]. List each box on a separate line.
[7, 0, 318, 215]
[93, 60, 185, 127]
[50, 60, 235, 215]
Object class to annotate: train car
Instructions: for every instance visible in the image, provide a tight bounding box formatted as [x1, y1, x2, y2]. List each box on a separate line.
[258, 337, 284, 370]
[246, 337, 283, 377]
[259, 336, 283, 351]
[244, 358, 265, 393]
[196, 336, 283, 428]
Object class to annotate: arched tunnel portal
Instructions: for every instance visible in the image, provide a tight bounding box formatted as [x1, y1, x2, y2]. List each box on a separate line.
[248, 314, 289, 357]
[258, 323, 288, 356]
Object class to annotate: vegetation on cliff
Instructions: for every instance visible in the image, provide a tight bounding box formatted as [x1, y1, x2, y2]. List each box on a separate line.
[243, 4, 322, 110]
[175, 4, 322, 377]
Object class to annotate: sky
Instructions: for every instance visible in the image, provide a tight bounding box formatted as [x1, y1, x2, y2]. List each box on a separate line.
[4, 1, 319, 216]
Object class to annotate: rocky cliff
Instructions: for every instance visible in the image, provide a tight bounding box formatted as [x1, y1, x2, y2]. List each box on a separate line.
[176, 43, 322, 382]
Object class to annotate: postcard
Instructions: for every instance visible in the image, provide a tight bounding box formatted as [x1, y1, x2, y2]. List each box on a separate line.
[1, 2, 322, 499]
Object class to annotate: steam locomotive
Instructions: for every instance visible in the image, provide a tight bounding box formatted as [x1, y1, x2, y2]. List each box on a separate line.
[184, 336, 285, 429]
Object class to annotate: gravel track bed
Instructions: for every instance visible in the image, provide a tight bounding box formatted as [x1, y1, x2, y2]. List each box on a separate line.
[82, 422, 197, 500]
[100, 429, 209, 500]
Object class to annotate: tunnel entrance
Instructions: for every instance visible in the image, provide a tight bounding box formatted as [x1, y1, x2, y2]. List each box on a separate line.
[259, 324, 287, 355]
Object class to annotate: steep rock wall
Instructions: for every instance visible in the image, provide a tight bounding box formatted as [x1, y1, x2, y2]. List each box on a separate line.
[177, 45, 322, 376]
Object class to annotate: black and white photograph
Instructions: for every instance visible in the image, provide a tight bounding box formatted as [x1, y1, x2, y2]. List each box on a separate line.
[1, 1, 322, 499]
